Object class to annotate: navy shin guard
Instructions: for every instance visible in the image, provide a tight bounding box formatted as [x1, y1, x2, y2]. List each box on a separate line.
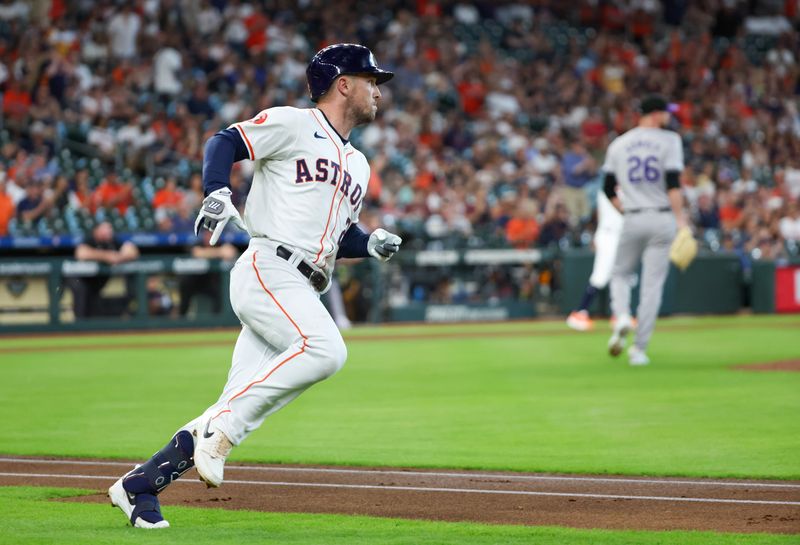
[123, 430, 195, 495]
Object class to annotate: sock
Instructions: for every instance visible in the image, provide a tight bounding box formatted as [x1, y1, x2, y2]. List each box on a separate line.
[577, 285, 599, 312]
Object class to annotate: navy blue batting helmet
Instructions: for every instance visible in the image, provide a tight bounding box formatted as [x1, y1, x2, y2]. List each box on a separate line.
[306, 43, 393, 102]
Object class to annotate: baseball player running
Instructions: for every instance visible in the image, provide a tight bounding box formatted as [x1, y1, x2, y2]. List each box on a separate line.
[108, 43, 401, 528]
[603, 95, 687, 365]
[565, 190, 624, 331]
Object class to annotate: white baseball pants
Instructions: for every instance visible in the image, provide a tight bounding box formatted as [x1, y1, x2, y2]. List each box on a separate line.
[589, 227, 622, 289]
[182, 238, 346, 445]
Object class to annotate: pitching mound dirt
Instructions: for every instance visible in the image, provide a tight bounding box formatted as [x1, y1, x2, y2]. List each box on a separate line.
[734, 360, 800, 373]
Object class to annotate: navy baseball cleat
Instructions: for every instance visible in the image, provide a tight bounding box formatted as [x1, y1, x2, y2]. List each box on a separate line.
[108, 467, 169, 529]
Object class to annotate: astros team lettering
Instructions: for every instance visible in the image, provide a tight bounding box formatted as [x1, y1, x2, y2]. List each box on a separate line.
[295, 158, 364, 206]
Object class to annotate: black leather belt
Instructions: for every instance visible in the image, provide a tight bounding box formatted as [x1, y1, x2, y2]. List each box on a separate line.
[276, 245, 328, 292]
[625, 206, 671, 214]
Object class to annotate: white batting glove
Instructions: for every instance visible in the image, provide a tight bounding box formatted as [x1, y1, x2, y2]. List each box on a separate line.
[194, 188, 246, 245]
[367, 228, 402, 262]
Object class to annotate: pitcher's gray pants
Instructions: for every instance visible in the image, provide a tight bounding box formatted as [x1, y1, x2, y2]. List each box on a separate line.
[610, 212, 676, 351]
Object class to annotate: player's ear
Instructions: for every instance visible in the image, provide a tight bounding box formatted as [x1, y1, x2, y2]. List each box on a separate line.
[336, 75, 352, 98]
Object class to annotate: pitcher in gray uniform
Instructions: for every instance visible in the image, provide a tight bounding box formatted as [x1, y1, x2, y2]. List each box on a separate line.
[602, 95, 688, 365]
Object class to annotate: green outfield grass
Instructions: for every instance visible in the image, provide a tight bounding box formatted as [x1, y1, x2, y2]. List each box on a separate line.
[3, 487, 796, 545]
[1, 315, 798, 479]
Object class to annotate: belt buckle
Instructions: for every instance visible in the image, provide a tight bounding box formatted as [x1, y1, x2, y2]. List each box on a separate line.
[309, 270, 327, 292]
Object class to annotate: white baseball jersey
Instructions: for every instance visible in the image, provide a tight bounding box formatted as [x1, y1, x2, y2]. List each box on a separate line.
[231, 106, 370, 273]
[596, 190, 623, 234]
[601, 127, 683, 211]
[589, 192, 624, 289]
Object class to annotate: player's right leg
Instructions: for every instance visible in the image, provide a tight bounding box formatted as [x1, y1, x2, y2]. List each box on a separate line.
[191, 244, 347, 487]
[631, 215, 676, 363]
[608, 221, 645, 356]
[108, 430, 195, 528]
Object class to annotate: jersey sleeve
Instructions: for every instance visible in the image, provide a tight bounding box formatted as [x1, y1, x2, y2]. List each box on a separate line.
[229, 106, 300, 161]
[601, 140, 617, 173]
[351, 156, 370, 223]
[664, 132, 684, 171]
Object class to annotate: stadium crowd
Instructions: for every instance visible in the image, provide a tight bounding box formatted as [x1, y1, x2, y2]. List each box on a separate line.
[0, 0, 798, 273]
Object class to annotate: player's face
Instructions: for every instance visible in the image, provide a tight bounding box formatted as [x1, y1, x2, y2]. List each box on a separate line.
[346, 75, 381, 125]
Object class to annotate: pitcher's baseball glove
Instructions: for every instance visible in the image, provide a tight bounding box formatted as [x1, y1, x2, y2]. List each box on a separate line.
[670, 226, 698, 271]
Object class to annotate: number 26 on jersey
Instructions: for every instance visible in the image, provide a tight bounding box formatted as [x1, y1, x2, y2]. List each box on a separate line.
[627, 155, 660, 183]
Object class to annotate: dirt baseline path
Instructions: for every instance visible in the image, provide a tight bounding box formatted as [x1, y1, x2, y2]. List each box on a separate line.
[1, 457, 799, 534]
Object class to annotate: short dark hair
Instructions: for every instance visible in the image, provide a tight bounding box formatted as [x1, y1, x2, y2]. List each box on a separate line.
[639, 94, 669, 115]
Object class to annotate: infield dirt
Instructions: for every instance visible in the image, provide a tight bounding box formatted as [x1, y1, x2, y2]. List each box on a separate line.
[1, 457, 798, 534]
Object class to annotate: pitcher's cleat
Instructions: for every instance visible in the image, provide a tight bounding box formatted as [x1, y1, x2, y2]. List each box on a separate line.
[628, 345, 651, 366]
[108, 469, 169, 529]
[610, 316, 638, 330]
[608, 315, 633, 357]
[193, 418, 233, 488]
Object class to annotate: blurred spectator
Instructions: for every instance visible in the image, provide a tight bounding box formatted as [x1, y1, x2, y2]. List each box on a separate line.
[69, 169, 92, 211]
[0, 1, 30, 21]
[732, 168, 757, 195]
[107, 4, 141, 60]
[695, 193, 721, 232]
[81, 86, 113, 119]
[182, 173, 204, 212]
[785, 163, 800, 200]
[780, 200, 800, 242]
[529, 137, 558, 183]
[559, 138, 596, 227]
[116, 115, 157, 170]
[153, 176, 183, 212]
[186, 83, 214, 118]
[0, 176, 14, 236]
[86, 117, 117, 160]
[3, 171, 26, 206]
[718, 190, 743, 232]
[172, 200, 199, 235]
[2, 78, 31, 121]
[538, 203, 570, 247]
[68, 221, 140, 318]
[153, 34, 183, 99]
[178, 230, 238, 316]
[505, 199, 541, 249]
[48, 174, 71, 213]
[154, 207, 173, 233]
[91, 172, 133, 214]
[16, 179, 49, 223]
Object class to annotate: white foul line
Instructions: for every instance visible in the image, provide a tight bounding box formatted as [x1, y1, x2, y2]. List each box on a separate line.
[0, 457, 798, 489]
[1, 472, 799, 507]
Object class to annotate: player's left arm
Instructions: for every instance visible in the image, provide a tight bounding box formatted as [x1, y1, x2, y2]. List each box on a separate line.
[202, 128, 250, 196]
[665, 133, 687, 229]
[194, 128, 250, 244]
[601, 140, 623, 212]
[337, 224, 402, 262]
[602, 172, 623, 212]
